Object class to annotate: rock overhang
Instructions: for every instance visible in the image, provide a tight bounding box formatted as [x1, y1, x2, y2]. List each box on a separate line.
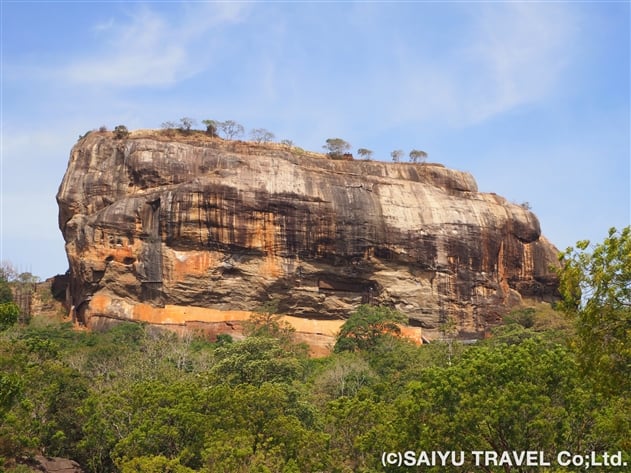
[57, 130, 560, 343]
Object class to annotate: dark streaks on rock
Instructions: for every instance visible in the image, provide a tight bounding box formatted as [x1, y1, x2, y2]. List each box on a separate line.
[57, 131, 559, 338]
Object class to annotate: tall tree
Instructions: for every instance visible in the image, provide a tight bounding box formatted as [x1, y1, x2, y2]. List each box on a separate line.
[557, 226, 631, 395]
[334, 305, 407, 353]
[210, 337, 304, 386]
[0, 276, 12, 305]
[0, 302, 19, 331]
[323, 138, 351, 158]
[382, 338, 593, 472]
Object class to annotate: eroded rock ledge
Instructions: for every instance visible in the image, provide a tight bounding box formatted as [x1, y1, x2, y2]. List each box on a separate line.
[57, 130, 559, 343]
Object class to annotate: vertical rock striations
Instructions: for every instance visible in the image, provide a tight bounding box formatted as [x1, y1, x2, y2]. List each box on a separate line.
[57, 131, 559, 341]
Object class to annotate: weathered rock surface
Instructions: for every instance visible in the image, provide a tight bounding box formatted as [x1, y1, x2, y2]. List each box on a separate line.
[31, 455, 84, 472]
[57, 131, 558, 341]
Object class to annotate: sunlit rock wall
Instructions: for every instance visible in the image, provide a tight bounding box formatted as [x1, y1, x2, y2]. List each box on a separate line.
[57, 131, 559, 341]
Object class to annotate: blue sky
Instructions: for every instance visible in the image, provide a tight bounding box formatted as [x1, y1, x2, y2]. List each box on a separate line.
[1, 1, 629, 279]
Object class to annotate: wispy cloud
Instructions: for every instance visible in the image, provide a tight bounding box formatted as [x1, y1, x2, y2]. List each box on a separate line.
[376, 3, 578, 128]
[246, 2, 580, 147]
[59, 3, 249, 88]
[459, 3, 577, 123]
[92, 17, 115, 33]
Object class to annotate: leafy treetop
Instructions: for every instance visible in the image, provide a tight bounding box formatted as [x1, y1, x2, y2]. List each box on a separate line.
[334, 305, 408, 353]
[357, 148, 373, 160]
[217, 120, 245, 140]
[390, 149, 404, 163]
[113, 125, 130, 139]
[557, 226, 631, 395]
[323, 138, 351, 158]
[201, 119, 218, 137]
[250, 128, 275, 143]
[409, 149, 428, 163]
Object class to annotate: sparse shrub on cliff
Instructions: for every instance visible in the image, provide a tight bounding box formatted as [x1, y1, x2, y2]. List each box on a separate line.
[390, 149, 404, 163]
[161, 121, 177, 130]
[202, 119, 218, 137]
[98, 125, 108, 133]
[217, 120, 244, 140]
[160, 121, 178, 137]
[503, 307, 536, 328]
[77, 130, 93, 141]
[178, 117, 196, 133]
[215, 333, 232, 345]
[323, 138, 351, 159]
[409, 149, 428, 163]
[280, 139, 294, 148]
[289, 145, 307, 158]
[250, 128, 275, 143]
[113, 125, 130, 139]
[357, 148, 373, 160]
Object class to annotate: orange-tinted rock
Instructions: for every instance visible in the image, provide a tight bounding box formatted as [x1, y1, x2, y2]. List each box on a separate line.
[57, 131, 559, 342]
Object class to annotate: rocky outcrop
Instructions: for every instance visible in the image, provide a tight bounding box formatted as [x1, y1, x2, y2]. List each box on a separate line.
[57, 130, 558, 342]
[31, 455, 83, 472]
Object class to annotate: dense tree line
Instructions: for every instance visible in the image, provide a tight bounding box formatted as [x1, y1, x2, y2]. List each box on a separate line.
[0, 228, 628, 472]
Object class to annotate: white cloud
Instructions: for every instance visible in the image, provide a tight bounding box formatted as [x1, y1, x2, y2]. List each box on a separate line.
[458, 3, 577, 123]
[379, 3, 578, 128]
[92, 17, 115, 33]
[60, 3, 249, 88]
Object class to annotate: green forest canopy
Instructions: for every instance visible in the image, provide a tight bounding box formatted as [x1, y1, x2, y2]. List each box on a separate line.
[0, 226, 628, 473]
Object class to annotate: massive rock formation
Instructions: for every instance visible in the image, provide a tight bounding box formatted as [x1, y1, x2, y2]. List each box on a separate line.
[57, 130, 558, 344]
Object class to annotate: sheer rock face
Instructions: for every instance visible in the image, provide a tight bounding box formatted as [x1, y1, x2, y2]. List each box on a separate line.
[57, 132, 559, 339]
